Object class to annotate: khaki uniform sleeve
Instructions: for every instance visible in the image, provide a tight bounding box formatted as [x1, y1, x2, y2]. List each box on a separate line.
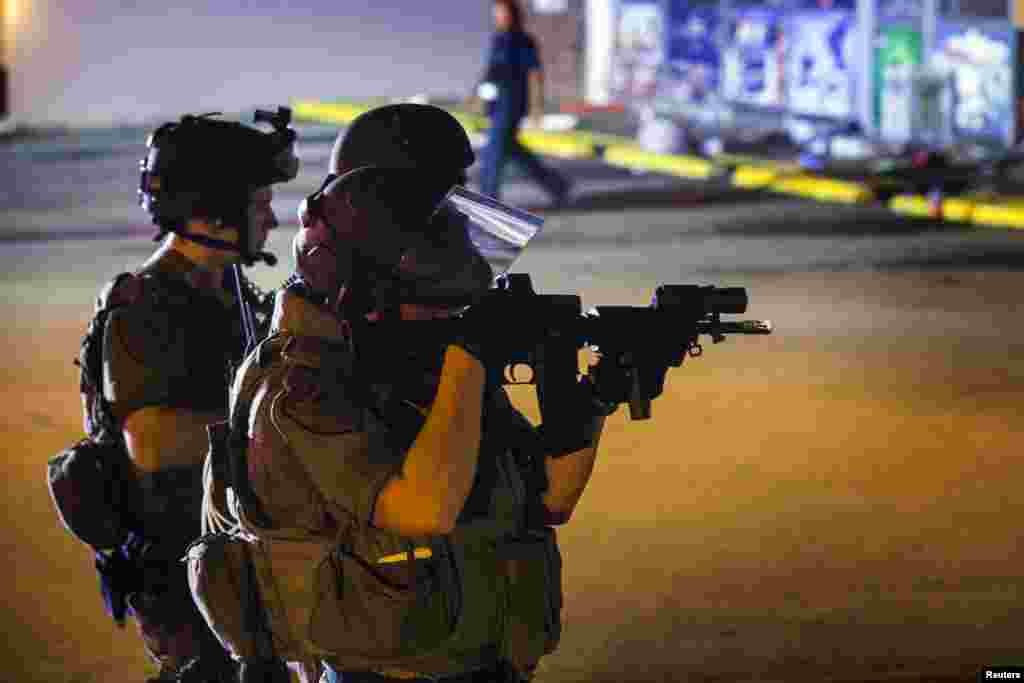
[264, 366, 403, 528]
[102, 303, 188, 418]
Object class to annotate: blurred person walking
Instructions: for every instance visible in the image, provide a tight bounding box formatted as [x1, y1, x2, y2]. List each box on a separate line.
[475, 0, 572, 206]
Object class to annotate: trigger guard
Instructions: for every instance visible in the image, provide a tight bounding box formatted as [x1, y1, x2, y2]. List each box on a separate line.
[505, 363, 534, 385]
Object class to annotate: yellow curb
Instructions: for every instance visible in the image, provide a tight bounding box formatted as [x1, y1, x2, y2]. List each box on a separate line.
[448, 110, 490, 133]
[732, 165, 780, 189]
[292, 100, 593, 158]
[291, 100, 373, 126]
[770, 174, 875, 204]
[941, 197, 977, 223]
[889, 194, 940, 218]
[970, 199, 1024, 229]
[603, 145, 715, 179]
[888, 193, 988, 224]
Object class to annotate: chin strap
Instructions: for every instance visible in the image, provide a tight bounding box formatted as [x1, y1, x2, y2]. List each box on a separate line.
[155, 227, 277, 267]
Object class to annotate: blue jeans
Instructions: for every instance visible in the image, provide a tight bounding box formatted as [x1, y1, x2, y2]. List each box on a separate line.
[478, 114, 568, 201]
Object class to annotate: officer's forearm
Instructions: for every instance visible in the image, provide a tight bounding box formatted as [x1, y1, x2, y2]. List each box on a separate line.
[122, 406, 224, 473]
[542, 415, 605, 524]
[398, 345, 485, 533]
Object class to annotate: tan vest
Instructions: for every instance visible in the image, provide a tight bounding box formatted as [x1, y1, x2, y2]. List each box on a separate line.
[187, 293, 562, 680]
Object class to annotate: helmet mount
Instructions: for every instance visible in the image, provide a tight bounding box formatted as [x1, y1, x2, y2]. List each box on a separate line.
[138, 107, 299, 267]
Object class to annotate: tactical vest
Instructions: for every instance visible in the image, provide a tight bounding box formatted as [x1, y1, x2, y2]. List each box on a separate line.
[48, 264, 242, 623]
[188, 332, 564, 679]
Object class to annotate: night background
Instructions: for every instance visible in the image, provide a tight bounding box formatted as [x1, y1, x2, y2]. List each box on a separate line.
[4, 0, 494, 125]
[2, 2, 1024, 682]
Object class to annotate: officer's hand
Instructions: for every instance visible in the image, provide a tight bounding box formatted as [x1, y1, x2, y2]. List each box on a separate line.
[588, 352, 671, 406]
[538, 374, 617, 458]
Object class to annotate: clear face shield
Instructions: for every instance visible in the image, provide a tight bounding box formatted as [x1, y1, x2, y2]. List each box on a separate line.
[297, 168, 545, 310]
[392, 185, 544, 307]
[437, 185, 544, 281]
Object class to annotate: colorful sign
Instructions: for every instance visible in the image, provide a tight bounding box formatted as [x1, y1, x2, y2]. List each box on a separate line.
[662, 0, 721, 105]
[784, 9, 858, 120]
[873, 24, 924, 141]
[610, 1, 665, 102]
[931, 21, 1015, 144]
[721, 7, 785, 109]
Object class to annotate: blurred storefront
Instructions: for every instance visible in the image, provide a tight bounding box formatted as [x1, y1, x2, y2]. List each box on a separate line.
[580, 0, 1019, 152]
[525, 0, 586, 103]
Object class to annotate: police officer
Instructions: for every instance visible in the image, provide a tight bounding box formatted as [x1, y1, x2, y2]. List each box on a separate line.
[476, 0, 572, 205]
[188, 104, 616, 683]
[76, 111, 296, 682]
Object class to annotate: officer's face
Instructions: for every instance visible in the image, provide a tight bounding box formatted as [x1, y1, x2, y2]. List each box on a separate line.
[248, 186, 278, 252]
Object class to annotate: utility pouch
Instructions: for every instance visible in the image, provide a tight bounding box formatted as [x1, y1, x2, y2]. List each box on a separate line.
[497, 528, 563, 674]
[310, 541, 457, 662]
[47, 438, 141, 551]
[185, 533, 260, 661]
[186, 527, 308, 681]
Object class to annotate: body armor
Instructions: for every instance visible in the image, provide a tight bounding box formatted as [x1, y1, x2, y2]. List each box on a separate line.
[188, 289, 563, 682]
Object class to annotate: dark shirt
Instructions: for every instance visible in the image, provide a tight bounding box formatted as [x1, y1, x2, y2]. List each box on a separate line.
[484, 29, 540, 122]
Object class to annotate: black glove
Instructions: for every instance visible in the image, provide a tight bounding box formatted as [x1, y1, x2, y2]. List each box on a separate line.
[588, 351, 671, 409]
[537, 374, 617, 459]
[94, 531, 148, 625]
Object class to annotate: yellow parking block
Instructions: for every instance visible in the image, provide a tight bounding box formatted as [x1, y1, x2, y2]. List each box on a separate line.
[941, 197, 976, 223]
[519, 130, 596, 159]
[291, 100, 373, 126]
[771, 174, 875, 204]
[292, 100, 593, 158]
[447, 109, 490, 134]
[732, 165, 781, 189]
[889, 194, 941, 218]
[603, 145, 715, 179]
[970, 198, 1024, 230]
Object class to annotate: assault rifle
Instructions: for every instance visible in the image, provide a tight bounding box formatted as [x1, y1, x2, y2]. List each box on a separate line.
[360, 273, 772, 423]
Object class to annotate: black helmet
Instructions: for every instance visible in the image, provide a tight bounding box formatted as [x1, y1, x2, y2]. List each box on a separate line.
[138, 107, 299, 265]
[330, 103, 474, 176]
[293, 104, 483, 319]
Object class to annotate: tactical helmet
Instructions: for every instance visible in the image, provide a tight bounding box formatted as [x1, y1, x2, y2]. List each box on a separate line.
[294, 166, 497, 317]
[330, 103, 475, 176]
[138, 108, 299, 265]
[293, 104, 481, 318]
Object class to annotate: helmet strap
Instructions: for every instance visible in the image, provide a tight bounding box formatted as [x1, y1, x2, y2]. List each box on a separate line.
[168, 225, 276, 267]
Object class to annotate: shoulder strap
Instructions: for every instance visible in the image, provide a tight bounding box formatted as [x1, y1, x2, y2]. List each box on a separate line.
[224, 336, 285, 531]
[80, 271, 142, 444]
